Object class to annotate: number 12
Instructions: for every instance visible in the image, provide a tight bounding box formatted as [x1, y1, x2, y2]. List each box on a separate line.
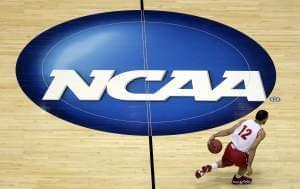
[238, 125, 252, 140]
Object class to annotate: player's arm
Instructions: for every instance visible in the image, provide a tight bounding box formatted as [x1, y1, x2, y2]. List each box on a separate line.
[247, 129, 266, 175]
[209, 119, 245, 141]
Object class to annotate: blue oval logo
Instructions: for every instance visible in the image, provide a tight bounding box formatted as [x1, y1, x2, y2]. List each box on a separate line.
[16, 10, 276, 135]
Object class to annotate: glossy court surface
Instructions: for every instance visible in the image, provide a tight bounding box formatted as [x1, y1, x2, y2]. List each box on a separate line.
[0, 0, 299, 188]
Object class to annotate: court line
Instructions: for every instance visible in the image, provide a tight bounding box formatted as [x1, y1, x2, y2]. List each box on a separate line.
[140, 1, 156, 189]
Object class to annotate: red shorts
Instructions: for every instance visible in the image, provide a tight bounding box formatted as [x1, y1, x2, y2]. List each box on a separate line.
[222, 142, 248, 169]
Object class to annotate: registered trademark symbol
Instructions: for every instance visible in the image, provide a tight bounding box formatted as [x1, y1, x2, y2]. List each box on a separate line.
[269, 96, 281, 102]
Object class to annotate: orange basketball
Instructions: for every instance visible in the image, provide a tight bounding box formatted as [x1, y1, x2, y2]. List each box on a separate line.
[207, 139, 222, 154]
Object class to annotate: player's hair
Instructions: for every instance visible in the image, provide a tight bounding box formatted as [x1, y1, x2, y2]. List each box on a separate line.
[255, 110, 268, 121]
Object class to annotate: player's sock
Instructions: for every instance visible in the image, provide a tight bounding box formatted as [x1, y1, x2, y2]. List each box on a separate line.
[210, 162, 218, 170]
[235, 173, 242, 178]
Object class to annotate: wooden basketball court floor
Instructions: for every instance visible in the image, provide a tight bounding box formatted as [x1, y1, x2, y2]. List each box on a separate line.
[0, 0, 299, 188]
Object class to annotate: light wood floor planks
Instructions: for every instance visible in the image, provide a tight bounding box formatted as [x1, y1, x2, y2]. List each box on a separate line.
[0, 0, 299, 188]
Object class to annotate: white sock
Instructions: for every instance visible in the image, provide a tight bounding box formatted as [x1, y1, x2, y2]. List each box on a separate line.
[210, 162, 218, 170]
[235, 173, 242, 178]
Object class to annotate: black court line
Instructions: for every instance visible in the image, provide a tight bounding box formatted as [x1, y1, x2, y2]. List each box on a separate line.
[139, 0, 156, 189]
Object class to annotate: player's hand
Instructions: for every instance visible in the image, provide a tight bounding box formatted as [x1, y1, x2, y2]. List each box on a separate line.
[247, 167, 253, 176]
[208, 135, 215, 144]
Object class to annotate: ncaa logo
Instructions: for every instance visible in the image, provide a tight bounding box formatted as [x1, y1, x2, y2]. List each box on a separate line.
[16, 10, 276, 135]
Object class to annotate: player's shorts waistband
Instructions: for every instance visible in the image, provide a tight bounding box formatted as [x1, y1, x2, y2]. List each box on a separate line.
[230, 142, 248, 154]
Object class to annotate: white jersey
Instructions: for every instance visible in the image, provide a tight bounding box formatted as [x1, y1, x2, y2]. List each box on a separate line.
[231, 120, 262, 152]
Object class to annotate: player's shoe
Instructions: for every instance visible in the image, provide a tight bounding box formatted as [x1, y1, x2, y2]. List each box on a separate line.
[232, 175, 252, 185]
[195, 165, 212, 179]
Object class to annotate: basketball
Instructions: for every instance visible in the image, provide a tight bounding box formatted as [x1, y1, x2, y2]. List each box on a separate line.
[207, 139, 222, 154]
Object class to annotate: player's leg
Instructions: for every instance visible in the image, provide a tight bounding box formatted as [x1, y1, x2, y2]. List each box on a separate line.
[238, 166, 247, 176]
[207, 159, 225, 171]
[232, 167, 252, 184]
[231, 153, 252, 185]
[195, 143, 234, 179]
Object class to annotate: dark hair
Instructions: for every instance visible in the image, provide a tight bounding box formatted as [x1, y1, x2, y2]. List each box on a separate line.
[255, 110, 268, 121]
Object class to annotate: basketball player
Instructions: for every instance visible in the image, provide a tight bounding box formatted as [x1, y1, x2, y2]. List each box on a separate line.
[195, 110, 268, 185]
